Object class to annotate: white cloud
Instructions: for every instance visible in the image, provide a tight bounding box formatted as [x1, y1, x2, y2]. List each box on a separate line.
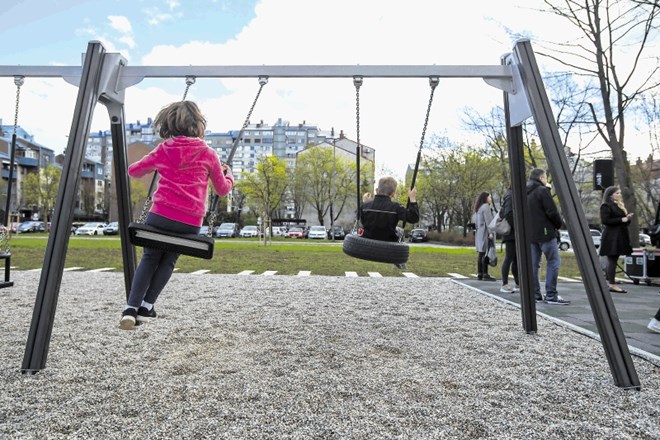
[143, 7, 175, 26]
[119, 36, 137, 49]
[136, 0, 539, 176]
[108, 15, 132, 34]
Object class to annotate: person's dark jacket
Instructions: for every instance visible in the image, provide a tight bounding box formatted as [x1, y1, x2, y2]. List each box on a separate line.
[599, 201, 633, 257]
[500, 188, 515, 243]
[360, 194, 419, 242]
[526, 178, 563, 243]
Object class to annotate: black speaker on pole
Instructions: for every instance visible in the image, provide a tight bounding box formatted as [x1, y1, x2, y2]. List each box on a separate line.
[593, 159, 614, 190]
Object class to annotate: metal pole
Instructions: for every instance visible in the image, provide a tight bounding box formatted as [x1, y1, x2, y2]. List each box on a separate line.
[22, 41, 106, 373]
[513, 39, 640, 389]
[502, 57, 537, 332]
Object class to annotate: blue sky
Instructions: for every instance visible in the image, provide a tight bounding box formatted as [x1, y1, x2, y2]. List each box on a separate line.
[3, 0, 644, 178]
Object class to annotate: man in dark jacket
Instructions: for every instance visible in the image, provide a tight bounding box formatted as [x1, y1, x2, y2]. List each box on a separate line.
[361, 176, 419, 242]
[526, 168, 570, 305]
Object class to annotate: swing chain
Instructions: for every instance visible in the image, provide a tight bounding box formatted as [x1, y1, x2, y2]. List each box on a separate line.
[137, 196, 152, 223]
[240, 77, 269, 132]
[418, 77, 439, 152]
[13, 76, 24, 136]
[182, 76, 196, 101]
[206, 209, 217, 238]
[0, 225, 9, 254]
[353, 76, 363, 150]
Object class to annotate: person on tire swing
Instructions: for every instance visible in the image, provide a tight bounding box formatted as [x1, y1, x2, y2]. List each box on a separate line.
[360, 176, 419, 269]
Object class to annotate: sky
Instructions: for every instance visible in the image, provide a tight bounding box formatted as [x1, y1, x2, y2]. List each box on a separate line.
[0, 0, 651, 179]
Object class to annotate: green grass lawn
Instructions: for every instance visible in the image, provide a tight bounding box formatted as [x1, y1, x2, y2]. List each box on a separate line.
[7, 233, 583, 278]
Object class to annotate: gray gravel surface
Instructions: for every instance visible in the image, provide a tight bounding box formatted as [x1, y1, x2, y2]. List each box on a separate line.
[1, 271, 658, 439]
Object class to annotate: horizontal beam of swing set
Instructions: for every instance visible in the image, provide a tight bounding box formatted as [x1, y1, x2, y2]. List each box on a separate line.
[0, 63, 515, 92]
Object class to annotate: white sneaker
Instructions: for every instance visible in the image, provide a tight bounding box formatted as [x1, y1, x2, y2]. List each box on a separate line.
[500, 284, 514, 293]
[513, 284, 520, 292]
[648, 318, 660, 334]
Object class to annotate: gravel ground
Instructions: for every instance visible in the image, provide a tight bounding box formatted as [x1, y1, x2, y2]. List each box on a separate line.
[0, 271, 658, 439]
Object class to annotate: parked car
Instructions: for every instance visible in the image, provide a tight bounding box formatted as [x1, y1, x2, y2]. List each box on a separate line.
[409, 228, 428, 243]
[286, 227, 305, 239]
[17, 221, 46, 233]
[103, 222, 119, 235]
[215, 223, 239, 238]
[639, 233, 652, 247]
[74, 222, 106, 236]
[308, 225, 327, 239]
[198, 226, 211, 236]
[327, 225, 346, 240]
[240, 225, 259, 238]
[272, 226, 287, 237]
[71, 222, 86, 233]
[558, 229, 601, 251]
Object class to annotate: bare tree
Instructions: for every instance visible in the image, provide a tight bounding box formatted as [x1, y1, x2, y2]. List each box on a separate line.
[539, 0, 660, 237]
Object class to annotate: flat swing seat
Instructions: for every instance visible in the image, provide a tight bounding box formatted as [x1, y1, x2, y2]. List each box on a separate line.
[342, 233, 409, 265]
[128, 222, 214, 260]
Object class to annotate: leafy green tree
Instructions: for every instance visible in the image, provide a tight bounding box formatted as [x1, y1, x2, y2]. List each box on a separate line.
[295, 146, 355, 225]
[540, 0, 660, 239]
[130, 179, 148, 221]
[21, 165, 61, 221]
[237, 156, 288, 230]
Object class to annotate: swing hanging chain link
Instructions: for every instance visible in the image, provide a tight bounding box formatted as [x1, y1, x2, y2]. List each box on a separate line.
[182, 76, 196, 101]
[241, 77, 268, 131]
[206, 209, 217, 238]
[353, 76, 362, 149]
[208, 76, 268, 232]
[137, 196, 152, 224]
[352, 76, 363, 232]
[418, 77, 439, 153]
[2, 76, 26, 253]
[13, 76, 24, 136]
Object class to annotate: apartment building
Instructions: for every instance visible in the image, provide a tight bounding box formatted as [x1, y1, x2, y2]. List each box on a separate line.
[0, 120, 56, 223]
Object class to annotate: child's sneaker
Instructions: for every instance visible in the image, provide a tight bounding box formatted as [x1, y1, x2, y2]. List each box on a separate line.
[500, 284, 514, 293]
[648, 318, 660, 334]
[137, 306, 157, 323]
[119, 308, 137, 330]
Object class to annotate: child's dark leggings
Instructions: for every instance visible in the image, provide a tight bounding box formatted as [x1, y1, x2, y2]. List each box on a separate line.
[127, 213, 199, 309]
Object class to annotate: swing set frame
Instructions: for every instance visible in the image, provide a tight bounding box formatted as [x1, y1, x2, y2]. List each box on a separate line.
[0, 39, 641, 390]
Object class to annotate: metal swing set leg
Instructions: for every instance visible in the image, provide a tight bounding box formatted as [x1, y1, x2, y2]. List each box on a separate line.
[0, 252, 13, 288]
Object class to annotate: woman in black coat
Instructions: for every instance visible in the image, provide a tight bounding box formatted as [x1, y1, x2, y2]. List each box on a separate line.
[599, 186, 633, 293]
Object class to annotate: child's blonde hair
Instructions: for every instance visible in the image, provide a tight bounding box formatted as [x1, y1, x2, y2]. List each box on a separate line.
[377, 176, 398, 197]
[153, 100, 207, 139]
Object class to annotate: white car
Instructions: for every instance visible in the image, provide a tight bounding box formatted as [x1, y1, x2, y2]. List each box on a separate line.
[308, 225, 327, 239]
[558, 229, 602, 251]
[74, 222, 106, 236]
[240, 225, 259, 238]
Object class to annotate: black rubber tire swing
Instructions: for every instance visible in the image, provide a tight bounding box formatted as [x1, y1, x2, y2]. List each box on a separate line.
[342, 76, 439, 264]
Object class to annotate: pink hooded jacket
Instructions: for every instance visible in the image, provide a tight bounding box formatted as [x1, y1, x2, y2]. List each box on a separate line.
[128, 136, 234, 226]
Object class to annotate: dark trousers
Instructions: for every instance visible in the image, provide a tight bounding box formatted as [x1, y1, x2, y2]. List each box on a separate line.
[501, 240, 518, 285]
[477, 251, 490, 277]
[605, 255, 619, 284]
[127, 213, 199, 308]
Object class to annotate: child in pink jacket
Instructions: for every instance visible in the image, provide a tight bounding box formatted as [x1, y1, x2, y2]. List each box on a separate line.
[119, 101, 234, 330]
